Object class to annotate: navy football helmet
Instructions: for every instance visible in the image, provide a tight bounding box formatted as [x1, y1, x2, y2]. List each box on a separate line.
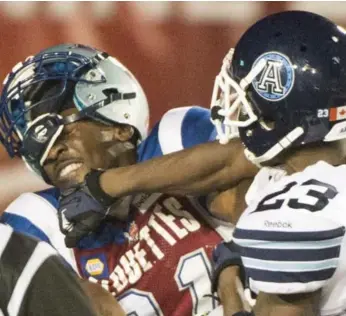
[210, 11, 346, 165]
[0, 44, 149, 177]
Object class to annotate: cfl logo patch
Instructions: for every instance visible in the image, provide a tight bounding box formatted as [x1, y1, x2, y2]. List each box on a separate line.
[252, 51, 295, 102]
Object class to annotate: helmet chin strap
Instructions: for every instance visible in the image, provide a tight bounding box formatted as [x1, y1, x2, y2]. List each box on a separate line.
[244, 126, 305, 167]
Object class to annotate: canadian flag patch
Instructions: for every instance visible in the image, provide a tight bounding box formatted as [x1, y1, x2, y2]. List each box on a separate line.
[330, 106, 346, 121]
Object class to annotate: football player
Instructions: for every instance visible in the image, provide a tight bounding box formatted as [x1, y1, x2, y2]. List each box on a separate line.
[0, 222, 103, 316]
[210, 10, 346, 316]
[0, 44, 254, 315]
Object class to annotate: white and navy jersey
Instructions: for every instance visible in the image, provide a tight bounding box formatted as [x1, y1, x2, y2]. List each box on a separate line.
[233, 161, 346, 316]
[0, 223, 97, 316]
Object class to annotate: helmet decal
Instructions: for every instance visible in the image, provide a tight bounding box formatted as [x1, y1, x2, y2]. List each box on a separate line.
[252, 51, 295, 102]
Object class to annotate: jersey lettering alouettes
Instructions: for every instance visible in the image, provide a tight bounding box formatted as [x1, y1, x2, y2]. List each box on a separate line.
[75, 193, 225, 316]
[234, 162, 346, 316]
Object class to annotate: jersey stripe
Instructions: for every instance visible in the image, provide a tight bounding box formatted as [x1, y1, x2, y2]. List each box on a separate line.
[158, 106, 190, 154]
[3, 193, 77, 272]
[234, 226, 345, 242]
[7, 242, 56, 316]
[234, 225, 345, 294]
[157, 106, 216, 155]
[233, 235, 344, 250]
[0, 225, 13, 258]
[242, 256, 339, 272]
[1, 229, 38, 304]
[4, 193, 59, 241]
[35, 188, 60, 209]
[240, 244, 341, 261]
[247, 267, 336, 284]
[180, 106, 216, 148]
[2, 213, 51, 245]
[0, 225, 58, 316]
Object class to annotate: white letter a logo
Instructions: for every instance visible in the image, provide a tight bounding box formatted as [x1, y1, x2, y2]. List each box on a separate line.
[257, 60, 284, 95]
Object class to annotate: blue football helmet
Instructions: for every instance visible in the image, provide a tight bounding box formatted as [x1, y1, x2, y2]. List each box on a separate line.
[0, 44, 149, 177]
[210, 11, 346, 165]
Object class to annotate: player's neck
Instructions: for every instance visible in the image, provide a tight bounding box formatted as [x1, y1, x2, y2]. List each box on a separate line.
[284, 143, 344, 174]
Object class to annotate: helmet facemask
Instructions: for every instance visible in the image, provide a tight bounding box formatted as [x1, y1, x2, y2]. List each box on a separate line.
[210, 48, 264, 144]
[0, 45, 148, 180]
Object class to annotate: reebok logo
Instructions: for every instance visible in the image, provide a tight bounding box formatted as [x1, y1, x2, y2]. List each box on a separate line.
[264, 220, 292, 229]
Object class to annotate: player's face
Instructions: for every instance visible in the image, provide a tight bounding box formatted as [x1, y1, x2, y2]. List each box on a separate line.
[43, 109, 135, 189]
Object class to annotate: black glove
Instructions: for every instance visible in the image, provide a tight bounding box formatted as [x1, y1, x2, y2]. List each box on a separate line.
[58, 169, 117, 248]
[211, 241, 246, 294]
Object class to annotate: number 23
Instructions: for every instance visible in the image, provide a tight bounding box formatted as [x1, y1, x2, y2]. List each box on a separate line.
[253, 179, 338, 213]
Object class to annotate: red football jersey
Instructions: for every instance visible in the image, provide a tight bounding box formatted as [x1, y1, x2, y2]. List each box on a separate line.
[74, 193, 226, 315]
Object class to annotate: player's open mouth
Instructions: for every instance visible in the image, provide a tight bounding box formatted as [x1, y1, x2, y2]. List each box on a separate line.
[59, 162, 83, 178]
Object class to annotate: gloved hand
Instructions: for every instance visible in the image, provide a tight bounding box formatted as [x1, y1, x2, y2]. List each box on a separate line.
[211, 241, 246, 294]
[58, 169, 117, 248]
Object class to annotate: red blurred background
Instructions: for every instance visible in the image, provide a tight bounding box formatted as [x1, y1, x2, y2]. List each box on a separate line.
[0, 1, 344, 210]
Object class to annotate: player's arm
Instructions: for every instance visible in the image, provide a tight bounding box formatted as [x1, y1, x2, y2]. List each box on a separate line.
[217, 266, 249, 316]
[95, 106, 257, 198]
[253, 291, 321, 316]
[101, 137, 256, 197]
[211, 242, 251, 316]
[21, 255, 98, 316]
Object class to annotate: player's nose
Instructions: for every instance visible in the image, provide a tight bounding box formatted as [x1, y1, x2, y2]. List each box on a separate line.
[45, 140, 67, 163]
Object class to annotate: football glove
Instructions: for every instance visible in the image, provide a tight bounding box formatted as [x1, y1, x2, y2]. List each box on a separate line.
[58, 169, 117, 248]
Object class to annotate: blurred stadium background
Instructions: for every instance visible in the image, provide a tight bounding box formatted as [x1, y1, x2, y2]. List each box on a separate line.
[0, 1, 344, 211]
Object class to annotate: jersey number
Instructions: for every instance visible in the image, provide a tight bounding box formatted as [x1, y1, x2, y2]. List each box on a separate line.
[253, 179, 338, 213]
[118, 248, 217, 316]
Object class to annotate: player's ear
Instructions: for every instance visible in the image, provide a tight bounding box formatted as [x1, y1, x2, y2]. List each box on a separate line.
[100, 124, 135, 143]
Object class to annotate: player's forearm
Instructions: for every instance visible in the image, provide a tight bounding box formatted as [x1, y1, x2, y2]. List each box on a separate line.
[218, 267, 248, 316]
[218, 282, 245, 316]
[100, 139, 257, 197]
